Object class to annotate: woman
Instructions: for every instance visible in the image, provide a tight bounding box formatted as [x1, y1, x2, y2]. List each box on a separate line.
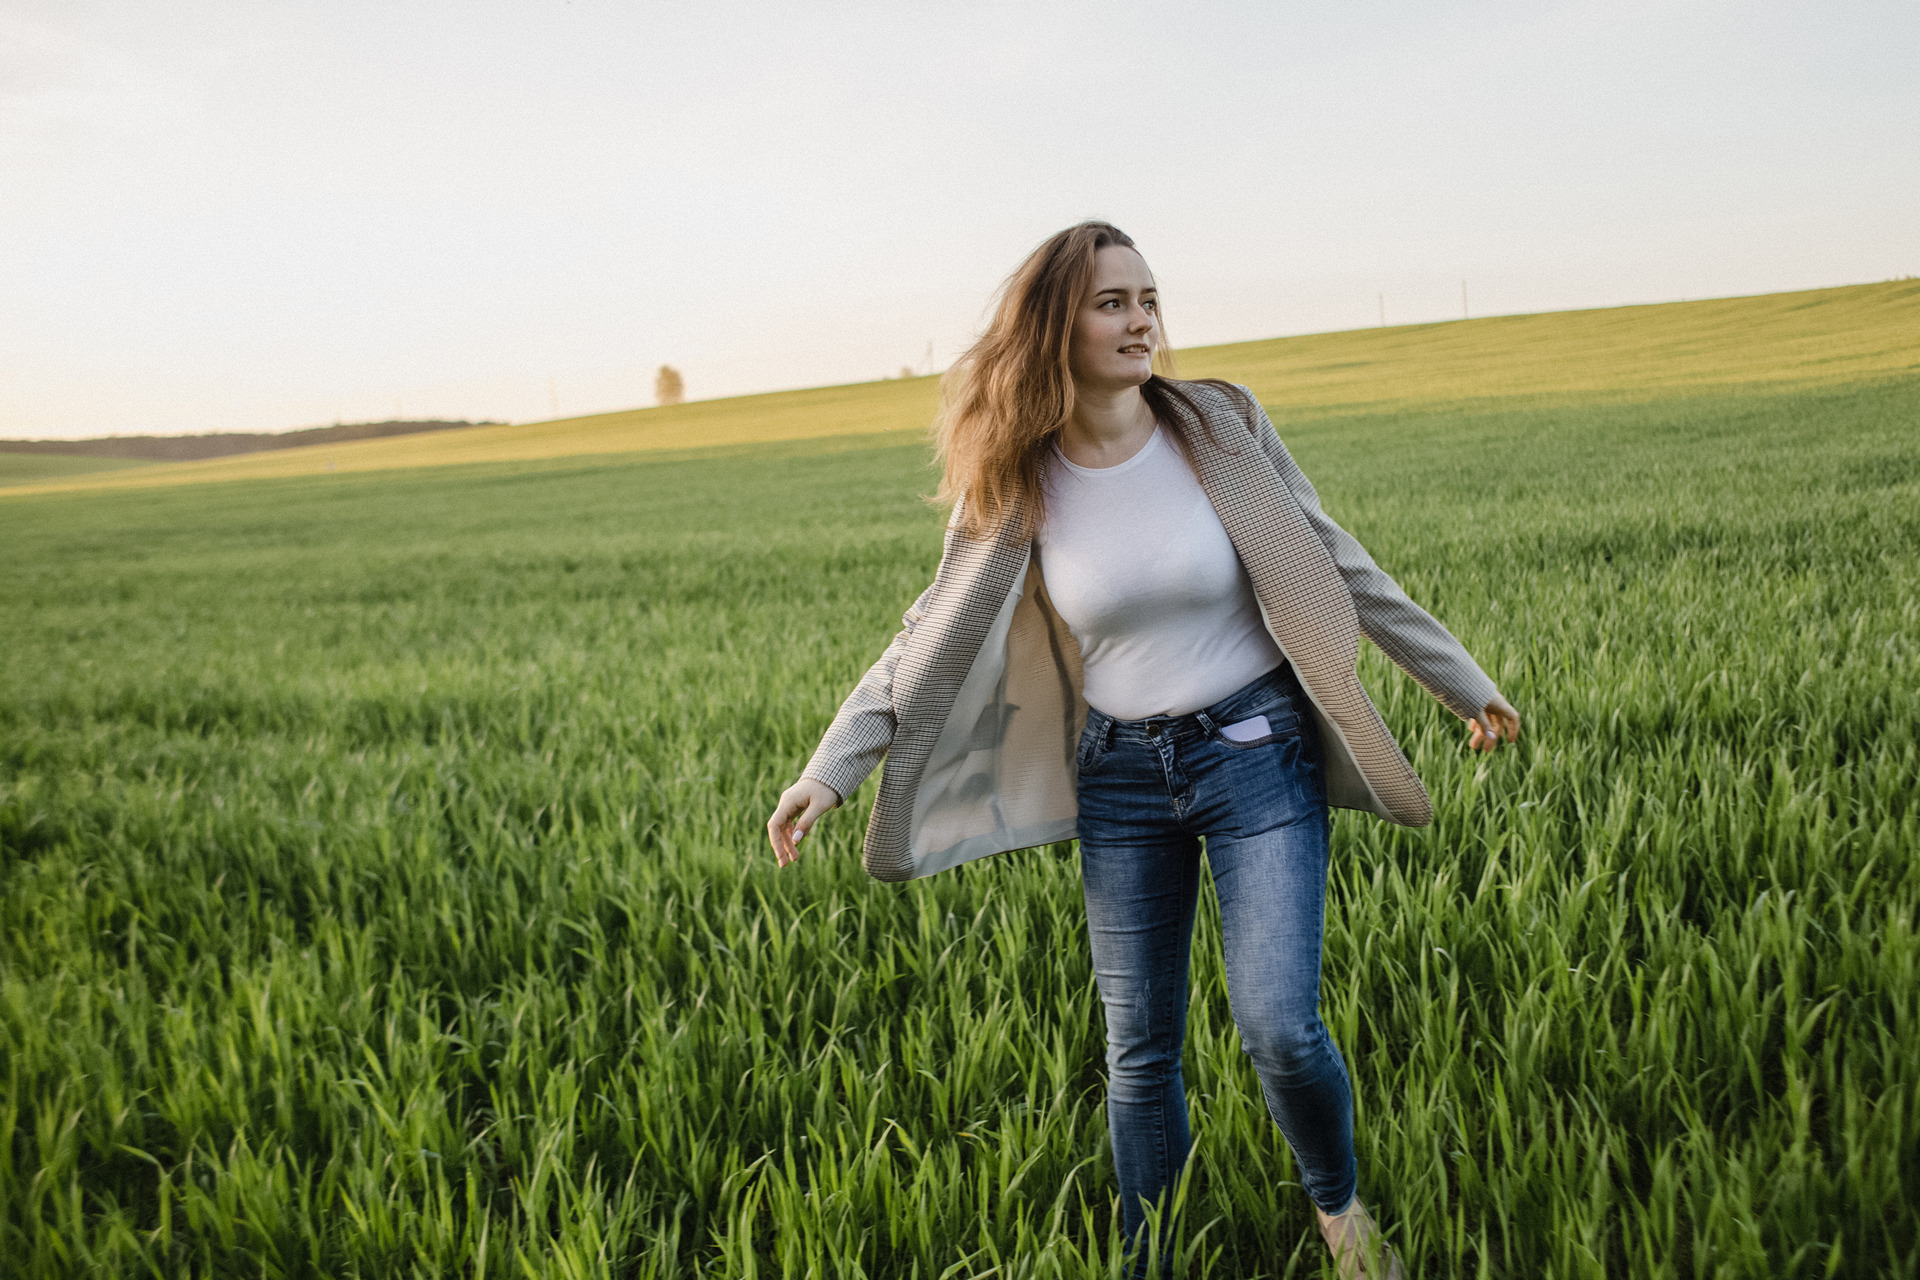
[767, 221, 1519, 1279]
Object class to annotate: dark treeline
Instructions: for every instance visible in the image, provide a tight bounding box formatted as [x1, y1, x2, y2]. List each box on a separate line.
[0, 419, 502, 462]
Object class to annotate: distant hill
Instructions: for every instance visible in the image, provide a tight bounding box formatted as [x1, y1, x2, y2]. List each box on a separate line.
[7, 280, 1916, 498]
[0, 419, 504, 462]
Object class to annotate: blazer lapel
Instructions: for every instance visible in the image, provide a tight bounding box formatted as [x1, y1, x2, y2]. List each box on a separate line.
[1177, 398, 1362, 677]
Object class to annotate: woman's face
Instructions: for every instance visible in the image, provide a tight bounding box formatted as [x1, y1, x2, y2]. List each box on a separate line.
[1067, 245, 1159, 392]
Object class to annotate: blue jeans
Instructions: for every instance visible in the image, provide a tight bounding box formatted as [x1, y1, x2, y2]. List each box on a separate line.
[1076, 662, 1357, 1267]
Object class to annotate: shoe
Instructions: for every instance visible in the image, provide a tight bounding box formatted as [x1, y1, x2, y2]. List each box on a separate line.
[1314, 1196, 1407, 1280]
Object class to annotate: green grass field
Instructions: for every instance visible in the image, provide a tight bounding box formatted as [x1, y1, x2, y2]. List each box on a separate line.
[2, 299, 1918, 1276]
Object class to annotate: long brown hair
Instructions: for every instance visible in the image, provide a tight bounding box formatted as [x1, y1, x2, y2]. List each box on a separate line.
[932, 221, 1230, 541]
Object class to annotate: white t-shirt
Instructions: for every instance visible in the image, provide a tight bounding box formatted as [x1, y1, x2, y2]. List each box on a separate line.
[1036, 425, 1285, 720]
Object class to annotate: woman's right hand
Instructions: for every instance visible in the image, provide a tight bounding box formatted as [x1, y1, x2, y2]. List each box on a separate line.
[767, 778, 842, 867]
[1467, 694, 1522, 752]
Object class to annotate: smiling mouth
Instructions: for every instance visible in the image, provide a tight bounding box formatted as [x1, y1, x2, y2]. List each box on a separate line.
[1119, 344, 1150, 355]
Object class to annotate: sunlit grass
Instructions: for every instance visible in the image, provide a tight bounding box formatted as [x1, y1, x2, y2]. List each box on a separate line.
[7, 280, 1914, 499]
[1178, 278, 1920, 410]
[1, 373, 1916, 1276]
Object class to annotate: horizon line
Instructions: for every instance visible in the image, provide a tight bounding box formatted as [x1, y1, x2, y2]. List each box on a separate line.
[8, 276, 1911, 444]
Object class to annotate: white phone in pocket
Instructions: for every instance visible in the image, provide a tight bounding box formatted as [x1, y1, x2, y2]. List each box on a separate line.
[1219, 714, 1272, 742]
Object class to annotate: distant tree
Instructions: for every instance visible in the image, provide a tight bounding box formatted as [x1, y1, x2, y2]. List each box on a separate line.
[655, 365, 685, 407]
[899, 366, 915, 379]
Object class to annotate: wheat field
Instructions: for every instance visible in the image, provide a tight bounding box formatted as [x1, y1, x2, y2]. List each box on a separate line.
[2, 285, 1917, 1277]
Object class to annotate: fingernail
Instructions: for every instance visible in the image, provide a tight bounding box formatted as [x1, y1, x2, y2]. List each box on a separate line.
[794, 829, 806, 842]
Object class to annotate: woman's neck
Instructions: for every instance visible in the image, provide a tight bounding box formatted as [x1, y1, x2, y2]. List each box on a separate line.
[1058, 383, 1157, 469]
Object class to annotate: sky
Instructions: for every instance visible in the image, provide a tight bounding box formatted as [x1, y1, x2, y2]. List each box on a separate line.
[3, 1, 1915, 439]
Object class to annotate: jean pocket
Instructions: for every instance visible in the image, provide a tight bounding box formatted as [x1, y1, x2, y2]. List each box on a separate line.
[1076, 719, 1110, 776]
[1211, 701, 1301, 749]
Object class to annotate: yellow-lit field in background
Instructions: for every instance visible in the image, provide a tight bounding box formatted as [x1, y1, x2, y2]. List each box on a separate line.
[7, 279, 1915, 498]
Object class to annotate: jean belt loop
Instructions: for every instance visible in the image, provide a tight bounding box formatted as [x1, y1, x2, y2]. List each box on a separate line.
[1193, 709, 1217, 739]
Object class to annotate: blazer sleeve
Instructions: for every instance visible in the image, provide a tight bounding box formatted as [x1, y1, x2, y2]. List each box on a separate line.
[799, 582, 936, 803]
[1243, 391, 1503, 724]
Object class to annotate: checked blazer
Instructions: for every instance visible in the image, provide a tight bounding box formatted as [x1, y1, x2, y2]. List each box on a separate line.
[802, 379, 1503, 882]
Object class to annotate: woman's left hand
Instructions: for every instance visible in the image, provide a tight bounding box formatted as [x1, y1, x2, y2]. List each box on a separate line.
[1468, 695, 1521, 752]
